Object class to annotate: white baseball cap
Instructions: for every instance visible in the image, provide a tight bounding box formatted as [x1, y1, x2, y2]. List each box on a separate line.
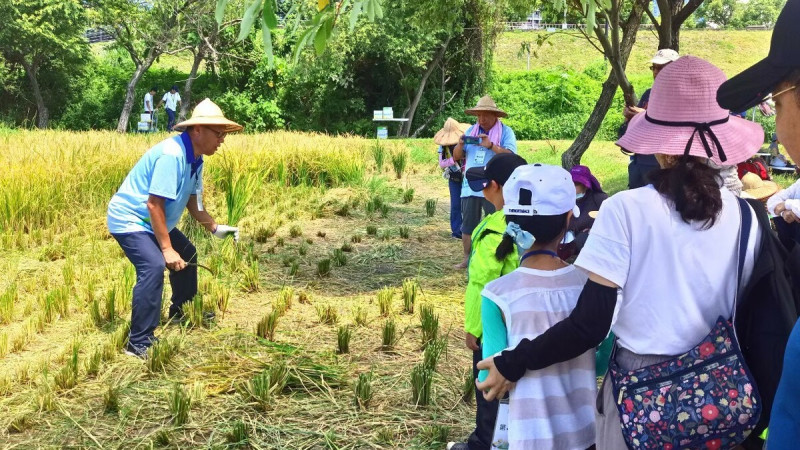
[650, 48, 680, 65]
[502, 164, 580, 218]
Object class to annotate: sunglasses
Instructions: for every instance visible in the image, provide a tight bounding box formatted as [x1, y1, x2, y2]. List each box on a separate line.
[771, 85, 797, 101]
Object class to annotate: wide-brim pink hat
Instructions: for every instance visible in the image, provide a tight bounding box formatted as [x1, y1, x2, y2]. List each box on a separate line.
[617, 56, 763, 166]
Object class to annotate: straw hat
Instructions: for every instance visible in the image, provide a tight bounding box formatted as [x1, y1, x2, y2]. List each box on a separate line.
[434, 118, 470, 146]
[741, 172, 779, 200]
[465, 95, 507, 118]
[174, 98, 243, 133]
[617, 56, 763, 166]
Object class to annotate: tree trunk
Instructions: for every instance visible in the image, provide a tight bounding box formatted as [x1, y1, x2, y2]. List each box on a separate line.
[116, 54, 158, 133]
[181, 48, 205, 119]
[400, 36, 450, 137]
[560, 74, 620, 168]
[21, 60, 48, 129]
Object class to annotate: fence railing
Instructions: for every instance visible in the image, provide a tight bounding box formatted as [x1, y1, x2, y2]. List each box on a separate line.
[504, 22, 587, 31]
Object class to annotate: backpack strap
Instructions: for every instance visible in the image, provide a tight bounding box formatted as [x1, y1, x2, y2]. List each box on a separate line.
[736, 198, 753, 292]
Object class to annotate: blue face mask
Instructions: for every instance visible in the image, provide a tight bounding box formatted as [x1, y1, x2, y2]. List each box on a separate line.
[576, 192, 585, 200]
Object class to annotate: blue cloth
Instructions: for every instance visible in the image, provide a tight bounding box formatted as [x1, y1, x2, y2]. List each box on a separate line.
[767, 319, 800, 448]
[112, 229, 197, 347]
[479, 295, 508, 383]
[107, 133, 202, 235]
[448, 179, 463, 239]
[166, 108, 176, 131]
[461, 123, 517, 198]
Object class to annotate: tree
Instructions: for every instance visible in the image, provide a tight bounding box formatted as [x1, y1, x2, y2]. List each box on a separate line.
[88, 0, 199, 132]
[733, 0, 784, 27]
[0, 0, 89, 128]
[645, 0, 706, 51]
[696, 0, 738, 27]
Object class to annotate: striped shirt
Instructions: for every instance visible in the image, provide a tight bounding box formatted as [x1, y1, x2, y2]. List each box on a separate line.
[482, 266, 596, 450]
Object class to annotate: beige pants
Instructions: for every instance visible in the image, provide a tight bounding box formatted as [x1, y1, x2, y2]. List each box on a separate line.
[595, 347, 671, 450]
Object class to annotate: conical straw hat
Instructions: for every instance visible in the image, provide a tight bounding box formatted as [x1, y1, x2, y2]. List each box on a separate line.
[174, 98, 243, 133]
[465, 95, 507, 118]
[434, 118, 470, 146]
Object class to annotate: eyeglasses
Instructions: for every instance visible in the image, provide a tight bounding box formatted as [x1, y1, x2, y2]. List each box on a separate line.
[771, 85, 797, 101]
[207, 127, 227, 139]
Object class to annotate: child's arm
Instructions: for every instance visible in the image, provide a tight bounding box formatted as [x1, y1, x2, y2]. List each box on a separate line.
[479, 295, 507, 383]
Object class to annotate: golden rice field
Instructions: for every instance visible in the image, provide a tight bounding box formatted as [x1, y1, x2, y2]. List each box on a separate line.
[0, 129, 779, 448]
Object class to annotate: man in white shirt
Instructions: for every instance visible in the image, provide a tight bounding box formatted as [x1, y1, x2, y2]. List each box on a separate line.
[144, 87, 157, 131]
[158, 85, 182, 131]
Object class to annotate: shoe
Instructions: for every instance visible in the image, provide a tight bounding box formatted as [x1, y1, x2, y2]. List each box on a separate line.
[168, 311, 216, 325]
[446, 443, 469, 450]
[124, 343, 149, 359]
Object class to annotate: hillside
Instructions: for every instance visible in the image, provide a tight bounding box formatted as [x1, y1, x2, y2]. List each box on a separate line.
[494, 29, 772, 78]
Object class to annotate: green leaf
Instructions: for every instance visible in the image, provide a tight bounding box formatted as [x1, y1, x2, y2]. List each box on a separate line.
[372, 0, 383, 19]
[238, 0, 263, 42]
[313, 24, 327, 55]
[366, 0, 375, 21]
[263, 0, 278, 30]
[349, 0, 363, 30]
[215, 0, 228, 25]
[261, 16, 274, 67]
[293, 26, 318, 64]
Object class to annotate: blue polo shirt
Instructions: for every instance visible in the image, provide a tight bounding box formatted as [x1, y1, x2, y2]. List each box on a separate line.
[461, 123, 517, 198]
[107, 133, 203, 235]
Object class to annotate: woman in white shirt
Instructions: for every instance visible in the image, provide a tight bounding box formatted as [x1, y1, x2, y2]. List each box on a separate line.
[476, 56, 764, 449]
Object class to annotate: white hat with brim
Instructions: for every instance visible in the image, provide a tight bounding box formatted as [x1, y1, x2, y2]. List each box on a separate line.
[650, 48, 680, 65]
[174, 98, 243, 133]
[434, 118, 471, 146]
[465, 95, 507, 118]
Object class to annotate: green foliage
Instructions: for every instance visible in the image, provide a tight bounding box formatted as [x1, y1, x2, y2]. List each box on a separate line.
[381, 318, 397, 350]
[354, 371, 373, 409]
[337, 325, 351, 354]
[410, 363, 433, 406]
[402, 278, 419, 314]
[419, 304, 439, 347]
[377, 287, 393, 317]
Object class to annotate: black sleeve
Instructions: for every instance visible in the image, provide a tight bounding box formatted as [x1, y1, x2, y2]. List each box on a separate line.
[493, 280, 617, 382]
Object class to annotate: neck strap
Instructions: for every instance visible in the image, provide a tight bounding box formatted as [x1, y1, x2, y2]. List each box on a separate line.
[520, 249, 559, 263]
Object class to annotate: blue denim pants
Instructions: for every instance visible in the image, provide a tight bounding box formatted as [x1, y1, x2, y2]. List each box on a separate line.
[166, 108, 176, 131]
[112, 228, 197, 347]
[449, 179, 463, 239]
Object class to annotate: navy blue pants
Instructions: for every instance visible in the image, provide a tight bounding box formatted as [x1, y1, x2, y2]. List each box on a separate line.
[166, 108, 176, 131]
[112, 229, 197, 347]
[774, 216, 800, 249]
[449, 179, 463, 239]
[468, 339, 498, 450]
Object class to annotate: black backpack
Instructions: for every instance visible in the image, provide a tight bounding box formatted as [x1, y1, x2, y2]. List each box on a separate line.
[736, 199, 800, 447]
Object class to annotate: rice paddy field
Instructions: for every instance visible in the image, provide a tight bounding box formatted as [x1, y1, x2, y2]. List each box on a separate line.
[0, 130, 791, 449]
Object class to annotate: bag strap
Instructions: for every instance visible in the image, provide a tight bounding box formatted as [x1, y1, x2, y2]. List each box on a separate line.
[734, 197, 753, 321]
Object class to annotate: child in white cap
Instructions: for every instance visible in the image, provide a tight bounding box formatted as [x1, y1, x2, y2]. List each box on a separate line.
[477, 163, 596, 450]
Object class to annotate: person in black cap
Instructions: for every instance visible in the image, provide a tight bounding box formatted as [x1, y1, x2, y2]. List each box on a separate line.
[448, 152, 526, 450]
[718, 0, 800, 446]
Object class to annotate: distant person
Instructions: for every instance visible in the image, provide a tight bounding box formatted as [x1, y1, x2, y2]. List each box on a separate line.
[448, 153, 527, 450]
[618, 48, 680, 189]
[434, 118, 470, 240]
[107, 99, 242, 358]
[452, 96, 518, 270]
[558, 165, 607, 260]
[718, 0, 800, 444]
[144, 86, 157, 120]
[159, 85, 182, 131]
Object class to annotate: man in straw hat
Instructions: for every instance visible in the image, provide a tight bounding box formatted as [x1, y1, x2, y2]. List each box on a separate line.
[107, 98, 243, 358]
[452, 95, 517, 271]
[434, 117, 471, 240]
[719, 0, 800, 441]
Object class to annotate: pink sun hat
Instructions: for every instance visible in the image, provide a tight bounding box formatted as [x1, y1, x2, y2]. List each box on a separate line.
[617, 56, 763, 166]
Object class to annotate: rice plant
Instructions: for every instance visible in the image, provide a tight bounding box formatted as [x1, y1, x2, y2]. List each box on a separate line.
[402, 278, 419, 314]
[85, 349, 102, 377]
[410, 363, 434, 406]
[254, 224, 276, 243]
[241, 260, 260, 292]
[317, 258, 332, 277]
[289, 261, 299, 276]
[381, 319, 397, 350]
[182, 295, 207, 329]
[461, 368, 475, 403]
[103, 383, 120, 413]
[155, 430, 171, 446]
[379, 229, 392, 241]
[147, 337, 180, 373]
[379, 203, 390, 218]
[390, 150, 408, 179]
[425, 198, 437, 217]
[278, 287, 294, 311]
[423, 337, 447, 372]
[255, 310, 280, 340]
[289, 225, 302, 238]
[334, 203, 350, 217]
[168, 384, 192, 425]
[226, 420, 249, 447]
[276, 237, 285, 247]
[215, 284, 231, 318]
[420, 424, 451, 447]
[337, 326, 352, 354]
[298, 243, 308, 256]
[352, 306, 368, 326]
[225, 172, 254, 226]
[419, 304, 439, 347]
[371, 141, 386, 172]
[316, 304, 338, 325]
[305, 237, 314, 244]
[366, 225, 378, 236]
[245, 370, 273, 410]
[332, 248, 347, 267]
[54, 342, 79, 391]
[402, 188, 414, 204]
[340, 242, 353, 253]
[104, 287, 117, 324]
[0, 333, 8, 358]
[399, 226, 410, 239]
[354, 372, 373, 410]
[298, 291, 311, 304]
[0, 283, 17, 324]
[377, 287, 393, 317]
[8, 414, 31, 433]
[351, 234, 363, 243]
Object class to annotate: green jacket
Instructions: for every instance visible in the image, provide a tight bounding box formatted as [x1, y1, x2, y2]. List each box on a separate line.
[464, 211, 519, 338]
